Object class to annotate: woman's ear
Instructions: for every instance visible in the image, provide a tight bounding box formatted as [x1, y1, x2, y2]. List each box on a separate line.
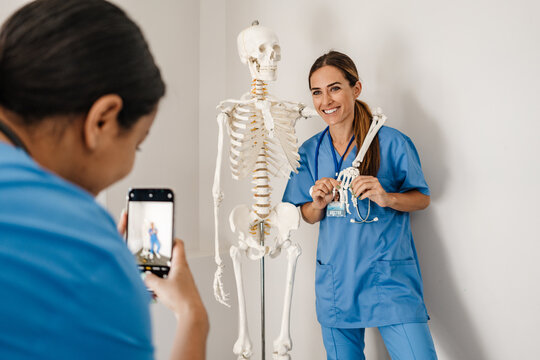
[353, 81, 362, 98]
[83, 94, 123, 151]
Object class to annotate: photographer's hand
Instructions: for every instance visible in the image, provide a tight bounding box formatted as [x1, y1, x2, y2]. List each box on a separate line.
[117, 211, 208, 360]
[145, 239, 209, 360]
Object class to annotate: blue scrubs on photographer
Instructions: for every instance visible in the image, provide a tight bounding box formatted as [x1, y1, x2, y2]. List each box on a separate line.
[283, 125, 437, 359]
[0, 120, 153, 360]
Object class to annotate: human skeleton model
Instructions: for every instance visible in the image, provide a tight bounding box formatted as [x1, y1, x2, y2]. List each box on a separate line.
[212, 22, 317, 360]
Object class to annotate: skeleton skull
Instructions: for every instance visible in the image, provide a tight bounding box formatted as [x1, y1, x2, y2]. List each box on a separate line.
[237, 21, 281, 81]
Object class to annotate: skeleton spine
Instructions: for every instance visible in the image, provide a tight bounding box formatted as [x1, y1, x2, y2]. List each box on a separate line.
[251, 80, 271, 226]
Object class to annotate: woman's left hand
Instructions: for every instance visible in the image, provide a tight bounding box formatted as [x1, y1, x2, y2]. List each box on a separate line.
[350, 176, 391, 208]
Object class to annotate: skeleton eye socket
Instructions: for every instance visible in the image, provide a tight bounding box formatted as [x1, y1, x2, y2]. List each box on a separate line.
[259, 44, 266, 52]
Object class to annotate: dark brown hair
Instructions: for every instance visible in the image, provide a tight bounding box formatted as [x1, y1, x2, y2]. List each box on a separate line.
[309, 51, 380, 176]
[0, 0, 165, 129]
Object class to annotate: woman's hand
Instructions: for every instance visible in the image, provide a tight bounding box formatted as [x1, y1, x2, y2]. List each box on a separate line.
[144, 239, 208, 325]
[311, 177, 340, 209]
[145, 239, 209, 360]
[117, 210, 208, 359]
[350, 176, 391, 207]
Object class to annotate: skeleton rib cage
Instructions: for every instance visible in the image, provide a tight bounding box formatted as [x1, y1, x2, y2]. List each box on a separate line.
[222, 92, 302, 220]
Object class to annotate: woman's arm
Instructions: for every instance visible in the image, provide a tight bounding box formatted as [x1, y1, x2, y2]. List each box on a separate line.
[351, 175, 430, 212]
[382, 190, 430, 212]
[300, 201, 325, 224]
[145, 239, 209, 360]
[117, 214, 208, 359]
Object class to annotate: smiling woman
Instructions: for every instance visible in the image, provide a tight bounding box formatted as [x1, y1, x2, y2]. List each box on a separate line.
[0, 1, 207, 359]
[282, 51, 436, 359]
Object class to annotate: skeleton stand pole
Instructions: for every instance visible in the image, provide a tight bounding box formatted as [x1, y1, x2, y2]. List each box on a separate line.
[259, 221, 266, 360]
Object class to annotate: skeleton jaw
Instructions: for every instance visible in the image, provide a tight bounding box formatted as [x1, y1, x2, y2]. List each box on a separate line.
[248, 58, 277, 81]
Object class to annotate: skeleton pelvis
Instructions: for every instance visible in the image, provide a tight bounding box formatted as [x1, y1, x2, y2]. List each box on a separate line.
[229, 202, 300, 260]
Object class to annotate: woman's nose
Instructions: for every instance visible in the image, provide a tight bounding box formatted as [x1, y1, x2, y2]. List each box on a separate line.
[322, 92, 333, 106]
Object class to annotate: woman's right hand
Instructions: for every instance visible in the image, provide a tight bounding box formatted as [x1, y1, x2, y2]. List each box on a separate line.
[144, 239, 208, 329]
[311, 177, 340, 210]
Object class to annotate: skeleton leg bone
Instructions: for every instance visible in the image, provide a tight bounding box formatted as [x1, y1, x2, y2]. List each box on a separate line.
[272, 243, 302, 360]
[230, 245, 253, 360]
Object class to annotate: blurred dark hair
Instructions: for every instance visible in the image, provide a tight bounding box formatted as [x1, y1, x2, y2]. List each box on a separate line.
[309, 50, 380, 176]
[0, 0, 165, 129]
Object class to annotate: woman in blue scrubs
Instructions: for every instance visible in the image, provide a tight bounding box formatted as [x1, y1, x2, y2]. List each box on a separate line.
[0, 1, 207, 358]
[283, 51, 437, 359]
[149, 222, 162, 258]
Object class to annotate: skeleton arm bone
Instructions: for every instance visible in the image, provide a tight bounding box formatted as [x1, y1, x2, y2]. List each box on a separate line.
[265, 95, 318, 123]
[212, 111, 231, 307]
[351, 108, 387, 167]
[335, 108, 387, 215]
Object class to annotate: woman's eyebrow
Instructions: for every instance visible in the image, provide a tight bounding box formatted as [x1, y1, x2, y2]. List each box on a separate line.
[310, 81, 342, 91]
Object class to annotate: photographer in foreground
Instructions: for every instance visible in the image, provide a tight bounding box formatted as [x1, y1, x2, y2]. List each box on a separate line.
[0, 1, 208, 359]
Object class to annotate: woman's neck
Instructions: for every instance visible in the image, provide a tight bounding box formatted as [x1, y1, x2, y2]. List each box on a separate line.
[328, 118, 354, 146]
[0, 109, 81, 182]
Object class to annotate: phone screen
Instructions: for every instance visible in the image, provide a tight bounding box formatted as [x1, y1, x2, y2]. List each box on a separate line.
[126, 188, 174, 277]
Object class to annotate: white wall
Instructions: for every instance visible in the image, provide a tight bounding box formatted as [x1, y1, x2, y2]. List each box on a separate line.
[106, 0, 200, 252]
[199, 0, 540, 359]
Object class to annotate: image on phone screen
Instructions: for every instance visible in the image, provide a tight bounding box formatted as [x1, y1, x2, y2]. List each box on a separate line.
[126, 189, 173, 276]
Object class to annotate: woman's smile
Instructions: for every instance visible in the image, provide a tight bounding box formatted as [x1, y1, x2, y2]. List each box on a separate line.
[322, 107, 340, 115]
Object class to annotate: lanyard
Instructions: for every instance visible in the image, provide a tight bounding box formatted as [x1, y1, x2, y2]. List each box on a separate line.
[0, 120, 29, 154]
[314, 126, 355, 179]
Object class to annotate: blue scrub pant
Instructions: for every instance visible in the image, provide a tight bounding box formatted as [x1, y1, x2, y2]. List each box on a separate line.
[150, 236, 160, 255]
[321, 323, 437, 360]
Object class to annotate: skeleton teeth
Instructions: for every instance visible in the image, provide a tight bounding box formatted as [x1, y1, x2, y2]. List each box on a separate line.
[323, 108, 338, 114]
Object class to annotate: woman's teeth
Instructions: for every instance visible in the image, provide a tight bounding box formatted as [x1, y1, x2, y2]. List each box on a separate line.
[323, 108, 338, 114]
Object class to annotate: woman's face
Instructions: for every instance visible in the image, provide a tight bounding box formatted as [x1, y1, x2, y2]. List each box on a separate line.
[309, 65, 361, 128]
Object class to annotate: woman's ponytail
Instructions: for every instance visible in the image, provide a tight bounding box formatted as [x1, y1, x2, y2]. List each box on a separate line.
[352, 99, 380, 176]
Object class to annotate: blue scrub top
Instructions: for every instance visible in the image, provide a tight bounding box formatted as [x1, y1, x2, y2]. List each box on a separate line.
[283, 126, 431, 328]
[0, 143, 153, 359]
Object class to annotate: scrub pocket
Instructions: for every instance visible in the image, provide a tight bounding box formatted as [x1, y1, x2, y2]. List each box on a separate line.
[375, 260, 423, 305]
[315, 261, 337, 325]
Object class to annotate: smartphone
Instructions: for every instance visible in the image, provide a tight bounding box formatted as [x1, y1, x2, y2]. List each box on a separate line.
[126, 188, 174, 278]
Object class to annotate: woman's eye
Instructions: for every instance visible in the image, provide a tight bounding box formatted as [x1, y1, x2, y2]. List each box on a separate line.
[330, 86, 340, 92]
[312, 90, 321, 96]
